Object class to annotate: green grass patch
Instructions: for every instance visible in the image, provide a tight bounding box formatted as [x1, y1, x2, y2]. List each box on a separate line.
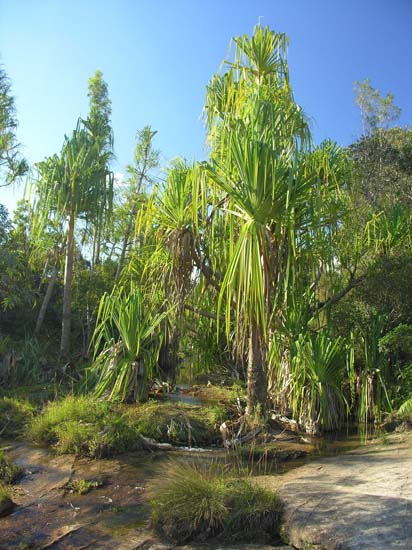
[150, 462, 282, 544]
[0, 449, 22, 483]
[63, 478, 104, 495]
[0, 396, 35, 437]
[126, 400, 228, 446]
[189, 383, 245, 404]
[28, 395, 143, 458]
[27, 395, 233, 457]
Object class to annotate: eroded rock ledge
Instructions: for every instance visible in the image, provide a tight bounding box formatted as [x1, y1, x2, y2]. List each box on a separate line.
[258, 433, 412, 549]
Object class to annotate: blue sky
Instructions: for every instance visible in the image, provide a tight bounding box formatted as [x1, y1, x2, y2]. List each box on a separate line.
[1, 0, 411, 214]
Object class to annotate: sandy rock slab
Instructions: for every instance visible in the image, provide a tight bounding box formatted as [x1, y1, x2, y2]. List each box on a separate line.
[258, 434, 412, 549]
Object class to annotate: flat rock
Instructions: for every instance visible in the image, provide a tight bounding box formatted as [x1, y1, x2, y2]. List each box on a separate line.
[258, 433, 412, 549]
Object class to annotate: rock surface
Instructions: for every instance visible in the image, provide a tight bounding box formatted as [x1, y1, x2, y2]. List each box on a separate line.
[258, 433, 412, 549]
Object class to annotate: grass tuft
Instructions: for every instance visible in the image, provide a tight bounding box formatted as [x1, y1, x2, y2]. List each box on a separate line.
[150, 461, 281, 544]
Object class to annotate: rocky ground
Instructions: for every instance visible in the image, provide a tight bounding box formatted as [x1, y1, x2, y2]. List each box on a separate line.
[258, 432, 412, 549]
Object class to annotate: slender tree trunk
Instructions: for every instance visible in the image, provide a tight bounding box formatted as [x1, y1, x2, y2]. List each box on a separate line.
[95, 223, 102, 266]
[115, 214, 135, 281]
[60, 210, 75, 361]
[34, 267, 58, 337]
[246, 321, 267, 420]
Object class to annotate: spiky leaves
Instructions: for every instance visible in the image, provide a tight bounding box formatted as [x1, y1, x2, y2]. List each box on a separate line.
[91, 285, 168, 402]
[203, 25, 347, 418]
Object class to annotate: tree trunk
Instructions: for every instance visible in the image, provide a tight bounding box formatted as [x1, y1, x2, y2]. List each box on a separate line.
[60, 210, 75, 361]
[34, 267, 58, 337]
[158, 327, 179, 383]
[246, 321, 267, 420]
[115, 214, 135, 281]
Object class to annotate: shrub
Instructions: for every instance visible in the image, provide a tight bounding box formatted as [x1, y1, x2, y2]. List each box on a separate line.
[150, 462, 281, 544]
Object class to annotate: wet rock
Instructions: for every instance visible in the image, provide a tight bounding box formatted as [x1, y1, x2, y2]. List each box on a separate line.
[0, 496, 15, 517]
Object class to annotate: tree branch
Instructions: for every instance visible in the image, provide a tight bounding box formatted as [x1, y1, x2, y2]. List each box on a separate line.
[316, 274, 366, 311]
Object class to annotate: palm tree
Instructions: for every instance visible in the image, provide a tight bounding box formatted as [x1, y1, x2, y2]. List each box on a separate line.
[36, 119, 113, 360]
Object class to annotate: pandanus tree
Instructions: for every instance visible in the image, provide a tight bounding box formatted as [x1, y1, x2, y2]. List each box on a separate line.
[0, 65, 28, 185]
[36, 118, 113, 360]
[201, 26, 348, 419]
[83, 70, 114, 268]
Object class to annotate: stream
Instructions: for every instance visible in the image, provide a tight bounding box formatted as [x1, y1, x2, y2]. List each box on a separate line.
[0, 388, 379, 549]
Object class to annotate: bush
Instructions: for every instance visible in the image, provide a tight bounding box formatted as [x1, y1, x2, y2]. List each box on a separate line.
[28, 395, 142, 457]
[0, 396, 35, 437]
[150, 462, 281, 544]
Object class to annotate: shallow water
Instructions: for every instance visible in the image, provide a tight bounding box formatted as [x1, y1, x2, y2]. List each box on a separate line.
[0, 382, 380, 550]
[0, 424, 380, 550]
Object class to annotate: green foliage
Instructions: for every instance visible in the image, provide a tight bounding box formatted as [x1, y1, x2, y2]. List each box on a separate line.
[63, 478, 103, 494]
[270, 330, 352, 433]
[0, 65, 28, 184]
[0, 396, 35, 437]
[379, 324, 412, 361]
[354, 79, 401, 135]
[90, 285, 168, 402]
[28, 395, 142, 457]
[150, 462, 281, 544]
[398, 397, 412, 418]
[349, 127, 412, 211]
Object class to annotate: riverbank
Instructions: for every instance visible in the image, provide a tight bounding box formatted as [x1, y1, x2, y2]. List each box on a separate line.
[257, 432, 412, 549]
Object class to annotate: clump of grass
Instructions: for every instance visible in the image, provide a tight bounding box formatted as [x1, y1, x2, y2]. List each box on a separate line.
[0, 396, 35, 437]
[64, 478, 104, 495]
[150, 462, 281, 544]
[28, 395, 142, 458]
[0, 450, 22, 483]
[127, 401, 228, 446]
